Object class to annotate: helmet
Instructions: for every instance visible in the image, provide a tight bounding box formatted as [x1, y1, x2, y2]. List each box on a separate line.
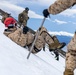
[25, 7, 29, 11]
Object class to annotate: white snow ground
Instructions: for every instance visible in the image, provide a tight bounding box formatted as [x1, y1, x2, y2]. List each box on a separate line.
[0, 20, 76, 75]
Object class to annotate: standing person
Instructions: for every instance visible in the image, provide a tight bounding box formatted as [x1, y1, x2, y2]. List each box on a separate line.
[42, 0, 76, 75]
[18, 7, 29, 27]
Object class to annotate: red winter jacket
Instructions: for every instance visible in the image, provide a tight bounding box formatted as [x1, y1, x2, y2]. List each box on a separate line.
[4, 17, 16, 27]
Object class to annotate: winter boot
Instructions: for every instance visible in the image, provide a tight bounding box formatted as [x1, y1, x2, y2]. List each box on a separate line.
[54, 50, 59, 61]
[49, 42, 65, 50]
[51, 35, 66, 50]
[64, 69, 74, 75]
[57, 42, 66, 49]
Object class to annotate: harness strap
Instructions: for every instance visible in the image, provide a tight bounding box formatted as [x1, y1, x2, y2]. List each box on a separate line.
[40, 31, 54, 40]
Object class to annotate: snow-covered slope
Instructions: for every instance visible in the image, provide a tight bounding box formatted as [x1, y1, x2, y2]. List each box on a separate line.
[0, 20, 75, 75]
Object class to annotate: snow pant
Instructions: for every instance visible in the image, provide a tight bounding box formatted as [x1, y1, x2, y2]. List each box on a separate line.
[19, 20, 27, 27]
[40, 31, 54, 45]
[40, 30, 65, 50]
[8, 28, 22, 44]
[8, 28, 34, 47]
[28, 35, 45, 54]
[64, 32, 76, 75]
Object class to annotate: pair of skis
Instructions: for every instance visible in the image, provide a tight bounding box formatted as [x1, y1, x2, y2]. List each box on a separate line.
[27, 18, 46, 59]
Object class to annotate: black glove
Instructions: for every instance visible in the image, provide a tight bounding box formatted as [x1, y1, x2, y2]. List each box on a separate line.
[43, 9, 49, 18]
[43, 47, 45, 51]
[28, 17, 29, 19]
[39, 27, 41, 31]
[23, 26, 29, 34]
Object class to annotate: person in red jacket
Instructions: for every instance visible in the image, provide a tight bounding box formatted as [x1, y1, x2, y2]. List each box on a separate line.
[4, 17, 17, 29]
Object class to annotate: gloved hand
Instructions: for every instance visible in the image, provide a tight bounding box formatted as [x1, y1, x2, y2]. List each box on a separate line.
[43, 9, 49, 18]
[23, 26, 29, 34]
[28, 17, 29, 19]
[39, 27, 41, 31]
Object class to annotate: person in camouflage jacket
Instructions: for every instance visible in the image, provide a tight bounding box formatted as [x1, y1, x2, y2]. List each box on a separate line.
[42, 0, 76, 74]
[64, 32, 76, 75]
[18, 7, 29, 27]
[43, 0, 76, 18]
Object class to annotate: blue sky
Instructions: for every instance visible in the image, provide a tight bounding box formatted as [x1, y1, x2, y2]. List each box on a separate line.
[0, 0, 76, 36]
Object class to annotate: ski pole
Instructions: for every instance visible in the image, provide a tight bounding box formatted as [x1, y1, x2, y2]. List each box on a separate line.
[27, 17, 46, 59]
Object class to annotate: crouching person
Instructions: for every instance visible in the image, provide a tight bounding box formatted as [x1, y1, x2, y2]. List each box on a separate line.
[30, 26, 54, 54]
[39, 26, 66, 60]
[64, 32, 76, 75]
[39, 26, 66, 51]
[29, 26, 51, 54]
